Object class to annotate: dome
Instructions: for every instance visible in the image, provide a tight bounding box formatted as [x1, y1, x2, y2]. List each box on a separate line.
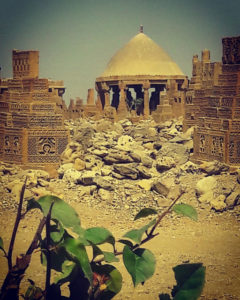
[100, 32, 184, 77]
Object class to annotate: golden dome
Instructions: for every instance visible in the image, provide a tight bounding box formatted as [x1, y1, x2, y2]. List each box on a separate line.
[100, 32, 184, 77]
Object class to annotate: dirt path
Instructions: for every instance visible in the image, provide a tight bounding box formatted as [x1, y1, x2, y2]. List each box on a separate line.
[0, 202, 240, 300]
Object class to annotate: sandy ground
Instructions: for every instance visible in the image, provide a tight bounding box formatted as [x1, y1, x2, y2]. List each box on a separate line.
[0, 201, 240, 300]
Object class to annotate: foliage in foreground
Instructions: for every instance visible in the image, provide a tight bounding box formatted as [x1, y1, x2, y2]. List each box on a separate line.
[0, 181, 205, 300]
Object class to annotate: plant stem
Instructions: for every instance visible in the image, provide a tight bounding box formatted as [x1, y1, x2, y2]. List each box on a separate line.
[45, 202, 54, 300]
[0, 216, 47, 300]
[95, 192, 185, 262]
[7, 178, 27, 270]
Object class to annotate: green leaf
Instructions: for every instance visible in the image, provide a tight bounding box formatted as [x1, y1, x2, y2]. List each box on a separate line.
[27, 198, 42, 211]
[173, 204, 198, 221]
[172, 263, 205, 300]
[107, 267, 122, 294]
[37, 195, 82, 231]
[102, 251, 119, 263]
[85, 227, 115, 245]
[93, 264, 122, 295]
[55, 260, 75, 284]
[123, 246, 156, 286]
[50, 219, 65, 243]
[123, 219, 156, 244]
[92, 245, 103, 260]
[118, 239, 134, 248]
[64, 237, 92, 282]
[134, 208, 158, 221]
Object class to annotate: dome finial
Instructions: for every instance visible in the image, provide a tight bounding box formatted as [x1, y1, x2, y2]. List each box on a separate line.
[140, 25, 143, 33]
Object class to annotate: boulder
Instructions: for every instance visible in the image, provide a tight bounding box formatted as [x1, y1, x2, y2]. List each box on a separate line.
[137, 165, 152, 179]
[141, 156, 153, 168]
[74, 158, 86, 171]
[198, 191, 214, 204]
[225, 191, 240, 209]
[159, 143, 189, 165]
[101, 167, 112, 176]
[63, 169, 82, 184]
[210, 195, 226, 211]
[156, 157, 176, 172]
[196, 176, 217, 195]
[93, 176, 113, 191]
[58, 163, 74, 178]
[138, 179, 154, 191]
[80, 171, 99, 185]
[113, 163, 139, 179]
[199, 161, 229, 175]
[104, 152, 133, 164]
[152, 181, 169, 197]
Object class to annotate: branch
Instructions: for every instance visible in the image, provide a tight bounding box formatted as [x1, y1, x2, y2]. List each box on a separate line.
[0, 216, 47, 300]
[45, 202, 54, 300]
[7, 178, 27, 270]
[95, 191, 185, 262]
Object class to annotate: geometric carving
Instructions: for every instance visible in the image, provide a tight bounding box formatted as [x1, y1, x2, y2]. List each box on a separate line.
[0, 50, 69, 167]
[185, 35, 240, 165]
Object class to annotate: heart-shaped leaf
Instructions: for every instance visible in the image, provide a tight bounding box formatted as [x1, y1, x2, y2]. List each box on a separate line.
[172, 263, 205, 300]
[64, 237, 92, 282]
[102, 251, 119, 263]
[123, 246, 156, 286]
[123, 219, 156, 244]
[173, 203, 198, 221]
[85, 227, 115, 246]
[134, 208, 158, 220]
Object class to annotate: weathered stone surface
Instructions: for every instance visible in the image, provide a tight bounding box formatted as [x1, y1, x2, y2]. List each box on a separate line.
[211, 195, 226, 211]
[196, 177, 217, 195]
[225, 192, 240, 209]
[104, 152, 133, 164]
[159, 143, 189, 165]
[199, 161, 229, 175]
[80, 171, 99, 185]
[141, 156, 153, 168]
[63, 169, 82, 184]
[137, 165, 152, 179]
[152, 181, 169, 197]
[156, 157, 175, 172]
[74, 158, 86, 171]
[113, 164, 138, 179]
[78, 185, 97, 196]
[93, 176, 113, 191]
[58, 163, 74, 177]
[138, 179, 154, 191]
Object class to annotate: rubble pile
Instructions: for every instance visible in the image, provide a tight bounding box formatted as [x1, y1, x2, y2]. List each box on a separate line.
[0, 117, 240, 215]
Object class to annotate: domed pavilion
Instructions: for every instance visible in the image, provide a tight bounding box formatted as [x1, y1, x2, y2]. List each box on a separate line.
[95, 26, 188, 121]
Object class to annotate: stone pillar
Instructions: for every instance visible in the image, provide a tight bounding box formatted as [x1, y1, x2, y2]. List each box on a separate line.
[118, 81, 128, 115]
[96, 94, 103, 111]
[104, 90, 110, 107]
[87, 88, 94, 105]
[143, 81, 150, 117]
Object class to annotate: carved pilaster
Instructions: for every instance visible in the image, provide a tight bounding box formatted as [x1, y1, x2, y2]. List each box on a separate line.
[118, 81, 128, 113]
[143, 81, 150, 117]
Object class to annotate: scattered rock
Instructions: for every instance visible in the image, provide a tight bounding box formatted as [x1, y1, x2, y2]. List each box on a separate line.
[156, 157, 175, 172]
[152, 181, 169, 197]
[113, 164, 139, 179]
[199, 160, 229, 175]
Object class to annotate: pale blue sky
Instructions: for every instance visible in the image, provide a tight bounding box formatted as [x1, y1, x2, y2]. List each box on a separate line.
[0, 0, 239, 104]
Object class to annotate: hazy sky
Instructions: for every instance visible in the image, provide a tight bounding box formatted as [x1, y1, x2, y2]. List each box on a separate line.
[0, 0, 240, 104]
